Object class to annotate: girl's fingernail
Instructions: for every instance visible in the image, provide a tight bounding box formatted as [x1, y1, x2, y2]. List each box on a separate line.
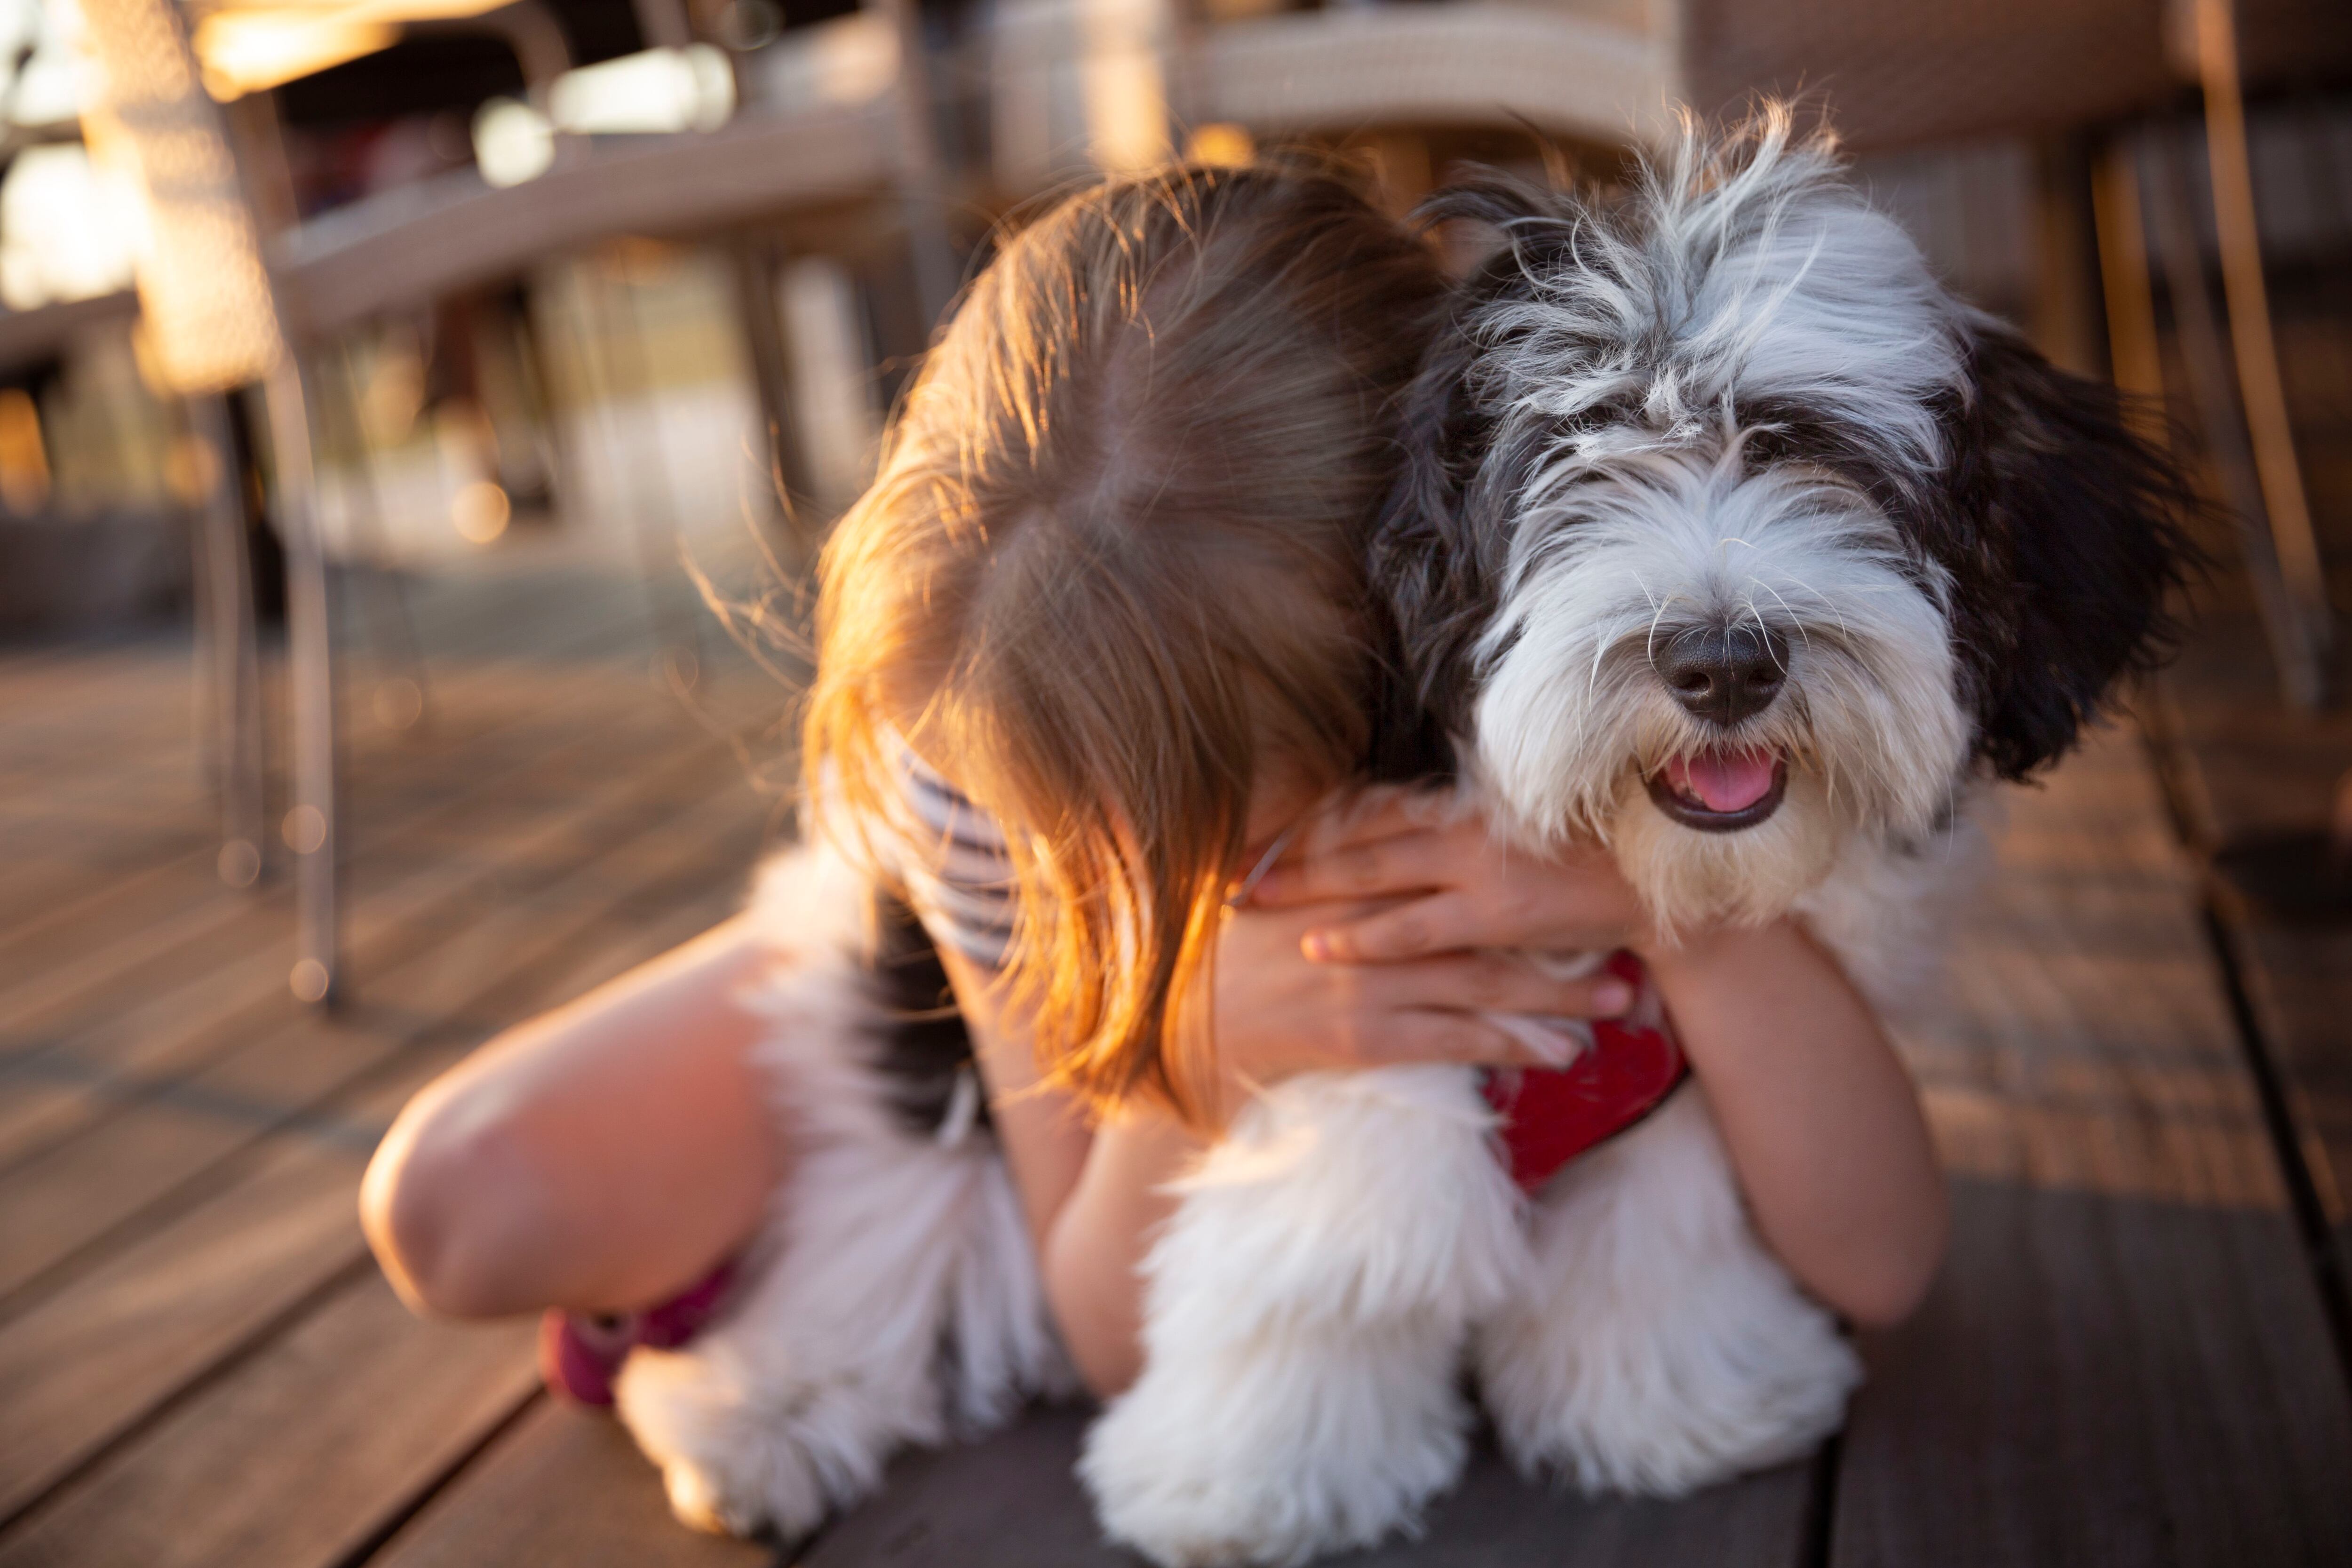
[1301, 932, 1333, 962]
[1593, 981, 1634, 1014]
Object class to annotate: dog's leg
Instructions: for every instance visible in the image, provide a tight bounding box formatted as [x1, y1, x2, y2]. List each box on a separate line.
[1477, 1085, 1860, 1496]
[1082, 1067, 1524, 1568]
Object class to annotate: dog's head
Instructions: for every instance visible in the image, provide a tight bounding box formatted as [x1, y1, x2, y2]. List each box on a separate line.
[1377, 109, 2191, 929]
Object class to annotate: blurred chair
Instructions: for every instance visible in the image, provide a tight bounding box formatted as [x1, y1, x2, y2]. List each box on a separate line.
[76, 0, 342, 997]
[138, 0, 957, 1003]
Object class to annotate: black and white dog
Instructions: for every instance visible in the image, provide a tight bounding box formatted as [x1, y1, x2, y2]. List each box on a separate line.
[615, 110, 2189, 1568]
[1078, 111, 2190, 1566]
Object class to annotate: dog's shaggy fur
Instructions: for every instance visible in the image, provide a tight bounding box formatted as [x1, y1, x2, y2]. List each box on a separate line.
[615, 843, 1074, 1538]
[618, 109, 2191, 1568]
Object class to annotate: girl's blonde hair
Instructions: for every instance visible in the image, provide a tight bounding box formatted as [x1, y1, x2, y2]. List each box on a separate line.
[805, 161, 1446, 1123]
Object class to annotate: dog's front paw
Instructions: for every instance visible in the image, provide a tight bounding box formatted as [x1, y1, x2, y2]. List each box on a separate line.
[1480, 1091, 1862, 1495]
[615, 1345, 839, 1540]
[1081, 1326, 1471, 1568]
[1481, 1281, 1859, 1495]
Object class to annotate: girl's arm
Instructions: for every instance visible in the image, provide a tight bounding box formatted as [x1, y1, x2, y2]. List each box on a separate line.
[1254, 796, 1949, 1328]
[1641, 921, 1947, 1326]
[942, 903, 1640, 1395]
[936, 944, 1174, 1396]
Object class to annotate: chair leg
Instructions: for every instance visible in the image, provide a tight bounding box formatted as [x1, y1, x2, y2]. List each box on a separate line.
[2140, 130, 2331, 711]
[2192, 0, 2334, 699]
[876, 0, 961, 329]
[190, 393, 268, 889]
[324, 345, 432, 735]
[263, 357, 341, 1005]
[2100, 130, 2328, 710]
[578, 262, 706, 689]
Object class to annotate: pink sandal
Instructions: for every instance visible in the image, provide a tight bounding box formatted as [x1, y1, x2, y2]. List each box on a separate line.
[537, 1260, 737, 1407]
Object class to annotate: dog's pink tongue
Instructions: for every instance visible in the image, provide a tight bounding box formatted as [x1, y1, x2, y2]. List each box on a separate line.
[1665, 748, 1778, 812]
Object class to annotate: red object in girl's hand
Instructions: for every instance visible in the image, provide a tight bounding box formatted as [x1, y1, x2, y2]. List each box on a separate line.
[1481, 951, 1688, 1194]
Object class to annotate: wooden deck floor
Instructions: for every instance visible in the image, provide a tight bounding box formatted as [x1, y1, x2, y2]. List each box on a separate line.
[1, 558, 2348, 1568]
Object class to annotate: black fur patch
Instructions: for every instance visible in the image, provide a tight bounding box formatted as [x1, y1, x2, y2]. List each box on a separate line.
[1370, 185, 1538, 737]
[863, 890, 987, 1138]
[1916, 326, 2197, 778]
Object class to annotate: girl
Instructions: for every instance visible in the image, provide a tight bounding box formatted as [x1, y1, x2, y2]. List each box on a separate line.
[362, 159, 1942, 1454]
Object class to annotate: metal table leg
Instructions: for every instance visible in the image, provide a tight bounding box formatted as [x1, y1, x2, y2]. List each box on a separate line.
[263, 357, 340, 1004]
[190, 393, 268, 890]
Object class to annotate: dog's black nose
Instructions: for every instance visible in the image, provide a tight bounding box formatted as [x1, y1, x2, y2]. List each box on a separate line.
[1655, 625, 1789, 726]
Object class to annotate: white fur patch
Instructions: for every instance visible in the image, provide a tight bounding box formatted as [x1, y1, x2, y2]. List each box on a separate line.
[1081, 1067, 1524, 1567]
[614, 840, 1070, 1539]
[1471, 114, 1964, 485]
[1476, 1087, 1861, 1494]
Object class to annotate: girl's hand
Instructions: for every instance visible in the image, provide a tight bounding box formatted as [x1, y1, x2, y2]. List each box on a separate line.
[1249, 791, 1661, 963]
[1208, 891, 1634, 1114]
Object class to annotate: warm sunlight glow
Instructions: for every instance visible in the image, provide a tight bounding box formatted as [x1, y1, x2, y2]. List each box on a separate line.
[0, 388, 52, 514]
[1184, 122, 1253, 167]
[193, 12, 397, 100]
[191, 0, 527, 98]
[77, 0, 285, 392]
[452, 479, 511, 543]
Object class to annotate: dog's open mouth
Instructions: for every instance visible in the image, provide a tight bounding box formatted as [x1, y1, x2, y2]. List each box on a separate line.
[1645, 747, 1788, 833]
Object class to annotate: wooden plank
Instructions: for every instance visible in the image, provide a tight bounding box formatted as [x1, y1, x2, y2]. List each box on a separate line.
[0, 1094, 389, 1525]
[0, 1274, 538, 1568]
[0, 762, 766, 1310]
[799, 1406, 1814, 1568]
[0, 558, 674, 947]
[1835, 1178, 2352, 1567]
[368, 1401, 774, 1568]
[0, 703, 730, 1170]
[1829, 722, 2352, 1567]
[0, 660, 666, 1017]
[2150, 606, 2352, 1281]
[0, 860, 756, 1527]
[2228, 919, 2352, 1269]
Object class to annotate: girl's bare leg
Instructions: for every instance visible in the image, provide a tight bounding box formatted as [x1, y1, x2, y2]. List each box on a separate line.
[361, 914, 779, 1319]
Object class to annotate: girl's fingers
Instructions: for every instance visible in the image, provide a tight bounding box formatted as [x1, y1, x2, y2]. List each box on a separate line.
[1301, 894, 1473, 961]
[1253, 826, 1454, 906]
[1303, 896, 1621, 964]
[1371, 1011, 1582, 1068]
[1359, 953, 1633, 1020]
[1371, 1011, 1524, 1066]
[1319, 789, 1444, 847]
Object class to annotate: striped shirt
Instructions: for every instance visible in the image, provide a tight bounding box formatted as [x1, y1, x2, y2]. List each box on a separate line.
[889, 744, 1018, 969]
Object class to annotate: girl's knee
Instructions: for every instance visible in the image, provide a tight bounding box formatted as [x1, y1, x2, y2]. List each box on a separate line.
[361, 1075, 549, 1319]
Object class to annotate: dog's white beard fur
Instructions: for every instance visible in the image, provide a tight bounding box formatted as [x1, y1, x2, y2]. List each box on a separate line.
[1468, 450, 1972, 938]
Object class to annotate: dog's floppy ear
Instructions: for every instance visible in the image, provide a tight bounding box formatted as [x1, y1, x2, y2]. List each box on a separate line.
[1369, 175, 1574, 737]
[1371, 313, 1497, 734]
[1938, 322, 2196, 780]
